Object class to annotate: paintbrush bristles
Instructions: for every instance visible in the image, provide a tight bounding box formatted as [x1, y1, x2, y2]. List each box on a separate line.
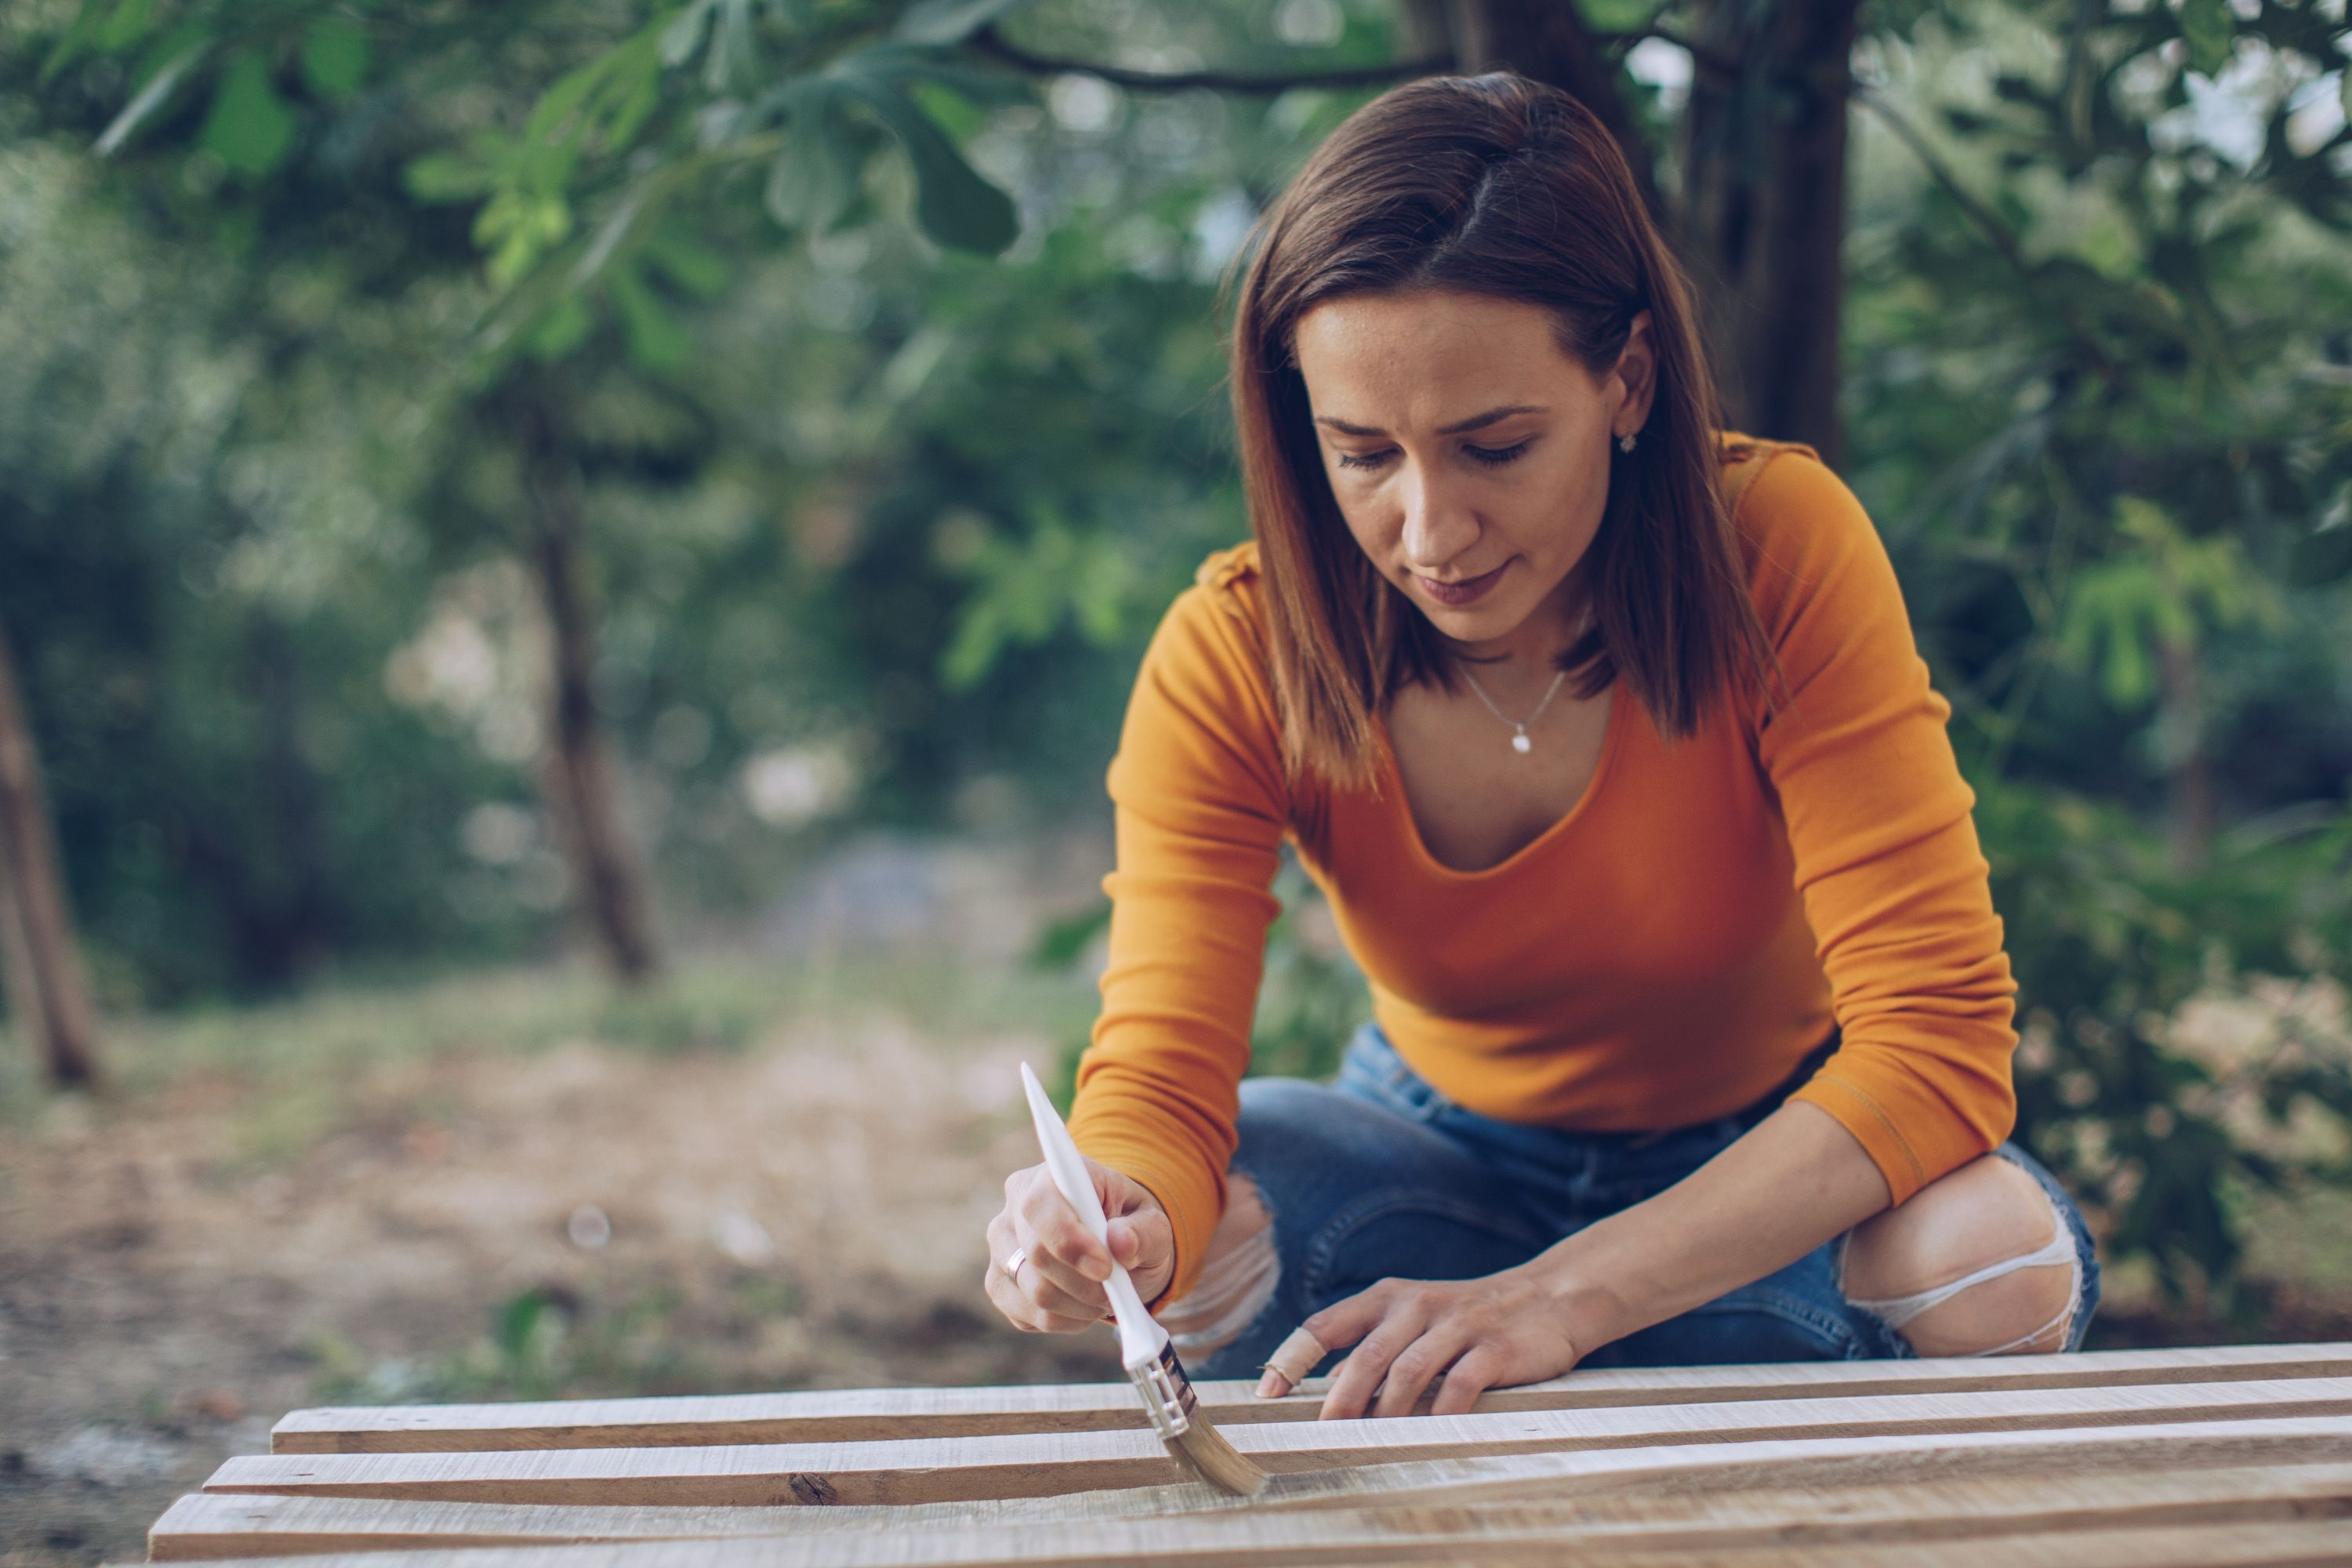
[1167, 1409, 1269, 1496]
[1128, 1343, 1266, 1497]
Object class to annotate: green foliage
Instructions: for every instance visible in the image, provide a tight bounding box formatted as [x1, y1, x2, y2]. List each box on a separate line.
[1841, 0, 2352, 1300]
[1980, 776, 2352, 1311]
[198, 51, 296, 177]
[299, 17, 369, 100]
[309, 1283, 717, 1403]
[11, 0, 2352, 1316]
[2056, 495, 2282, 708]
[1038, 858, 1370, 1116]
[938, 512, 1140, 689]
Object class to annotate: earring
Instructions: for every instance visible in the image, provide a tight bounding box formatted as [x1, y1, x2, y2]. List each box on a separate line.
[1617, 430, 1637, 453]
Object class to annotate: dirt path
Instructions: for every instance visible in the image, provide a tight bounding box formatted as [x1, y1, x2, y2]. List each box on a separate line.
[0, 1012, 1109, 1566]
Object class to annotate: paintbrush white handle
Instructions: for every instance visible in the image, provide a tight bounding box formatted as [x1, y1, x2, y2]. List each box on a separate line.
[1019, 1062, 1167, 1366]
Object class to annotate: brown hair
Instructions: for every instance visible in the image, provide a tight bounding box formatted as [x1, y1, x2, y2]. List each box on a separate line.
[1225, 71, 1777, 793]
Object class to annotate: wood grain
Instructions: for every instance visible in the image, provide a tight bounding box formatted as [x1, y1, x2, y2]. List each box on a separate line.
[204, 1379, 2352, 1508]
[268, 1342, 2352, 1453]
[147, 1456, 2352, 1561]
[121, 1515, 2352, 1566]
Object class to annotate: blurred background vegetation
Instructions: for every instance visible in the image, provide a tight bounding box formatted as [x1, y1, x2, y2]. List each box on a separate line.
[2, 0, 2350, 1444]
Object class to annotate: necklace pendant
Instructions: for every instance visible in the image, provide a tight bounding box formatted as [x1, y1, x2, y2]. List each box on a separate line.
[1511, 731, 1533, 755]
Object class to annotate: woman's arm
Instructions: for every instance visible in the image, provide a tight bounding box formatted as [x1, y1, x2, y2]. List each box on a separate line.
[1535, 1098, 1893, 1346]
[982, 553, 1290, 1334]
[1263, 1097, 1889, 1418]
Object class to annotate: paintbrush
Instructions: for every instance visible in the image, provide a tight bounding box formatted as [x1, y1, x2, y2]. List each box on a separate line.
[1018, 1062, 1268, 1497]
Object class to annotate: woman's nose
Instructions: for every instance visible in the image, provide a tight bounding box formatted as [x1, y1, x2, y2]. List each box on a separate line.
[1398, 463, 1479, 568]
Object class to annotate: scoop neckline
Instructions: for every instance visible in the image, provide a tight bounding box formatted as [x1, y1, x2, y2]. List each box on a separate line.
[1376, 673, 1628, 882]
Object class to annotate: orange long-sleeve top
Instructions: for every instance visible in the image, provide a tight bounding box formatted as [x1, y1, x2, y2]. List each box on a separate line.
[1069, 433, 2021, 1306]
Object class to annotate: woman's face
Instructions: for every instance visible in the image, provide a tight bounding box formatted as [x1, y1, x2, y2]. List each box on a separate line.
[1291, 289, 1655, 657]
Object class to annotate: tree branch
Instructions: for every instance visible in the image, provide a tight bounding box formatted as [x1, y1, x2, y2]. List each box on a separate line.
[1852, 83, 2122, 383]
[967, 24, 1454, 95]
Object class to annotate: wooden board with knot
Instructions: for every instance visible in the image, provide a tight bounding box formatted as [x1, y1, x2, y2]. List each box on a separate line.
[127, 1342, 2352, 1566]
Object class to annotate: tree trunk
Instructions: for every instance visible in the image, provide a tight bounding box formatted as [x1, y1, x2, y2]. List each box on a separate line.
[1677, 0, 1860, 461]
[0, 615, 103, 1087]
[2160, 638, 2214, 874]
[1444, 0, 1666, 231]
[512, 385, 663, 985]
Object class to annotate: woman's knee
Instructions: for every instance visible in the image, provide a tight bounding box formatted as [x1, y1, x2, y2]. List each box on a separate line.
[1159, 1173, 1280, 1359]
[1838, 1152, 2085, 1356]
[1165, 1078, 1359, 1360]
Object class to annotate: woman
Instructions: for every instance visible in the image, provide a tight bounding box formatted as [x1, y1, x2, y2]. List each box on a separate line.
[982, 72, 2099, 1421]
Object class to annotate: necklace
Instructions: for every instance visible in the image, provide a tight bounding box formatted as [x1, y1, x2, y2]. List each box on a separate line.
[1456, 605, 1594, 757]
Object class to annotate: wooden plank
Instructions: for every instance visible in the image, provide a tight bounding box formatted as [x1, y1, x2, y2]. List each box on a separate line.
[269, 1342, 2352, 1452]
[117, 1515, 2352, 1567]
[145, 1456, 2352, 1561]
[153, 1418, 2352, 1551]
[203, 1379, 2352, 1508]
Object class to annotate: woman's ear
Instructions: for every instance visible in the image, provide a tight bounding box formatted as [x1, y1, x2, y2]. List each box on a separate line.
[1612, 310, 1659, 430]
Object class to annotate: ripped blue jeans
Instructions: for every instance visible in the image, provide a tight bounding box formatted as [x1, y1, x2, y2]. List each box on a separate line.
[1185, 1019, 2101, 1379]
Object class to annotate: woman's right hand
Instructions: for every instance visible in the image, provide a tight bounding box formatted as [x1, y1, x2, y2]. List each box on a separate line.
[984, 1156, 1175, 1332]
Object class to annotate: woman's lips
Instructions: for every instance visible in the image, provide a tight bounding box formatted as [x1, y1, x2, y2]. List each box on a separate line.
[1414, 560, 1508, 607]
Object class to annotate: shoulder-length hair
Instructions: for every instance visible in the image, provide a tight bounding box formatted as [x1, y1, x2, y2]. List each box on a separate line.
[1225, 71, 1776, 793]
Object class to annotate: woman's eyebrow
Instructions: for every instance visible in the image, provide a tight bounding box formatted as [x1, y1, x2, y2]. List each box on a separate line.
[1313, 404, 1547, 437]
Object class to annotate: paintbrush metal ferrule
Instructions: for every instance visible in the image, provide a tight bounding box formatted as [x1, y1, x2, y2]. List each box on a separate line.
[1130, 1338, 1198, 1442]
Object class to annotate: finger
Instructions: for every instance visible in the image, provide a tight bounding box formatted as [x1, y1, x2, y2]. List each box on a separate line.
[1110, 1213, 1167, 1269]
[1108, 1205, 1175, 1300]
[985, 1209, 1098, 1319]
[1319, 1298, 1429, 1421]
[1373, 1322, 1472, 1420]
[1005, 1232, 1111, 1323]
[1015, 1177, 1116, 1287]
[1299, 1280, 1399, 1359]
[1255, 1325, 1326, 1398]
[1430, 1343, 1508, 1417]
[984, 1257, 1050, 1332]
[1011, 1209, 1113, 1318]
[984, 1254, 1109, 1334]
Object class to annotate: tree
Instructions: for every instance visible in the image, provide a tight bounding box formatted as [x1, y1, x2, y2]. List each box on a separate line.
[0, 615, 103, 1087]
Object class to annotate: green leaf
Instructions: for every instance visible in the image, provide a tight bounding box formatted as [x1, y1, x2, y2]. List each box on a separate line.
[403, 151, 497, 202]
[704, 0, 761, 94]
[608, 265, 694, 373]
[855, 42, 1036, 108]
[495, 1290, 547, 1359]
[299, 17, 369, 100]
[527, 56, 612, 146]
[96, 0, 154, 52]
[2290, 526, 2352, 588]
[41, 1, 103, 85]
[41, 0, 161, 84]
[895, 0, 1041, 45]
[660, 0, 719, 67]
[829, 60, 1017, 253]
[764, 96, 862, 233]
[524, 293, 593, 361]
[597, 46, 662, 151]
[2178, 0, 2234, 79]
[198, 52, 297, 178]
[1027, 900, 1111, 968]
[642, 230, 731, 297]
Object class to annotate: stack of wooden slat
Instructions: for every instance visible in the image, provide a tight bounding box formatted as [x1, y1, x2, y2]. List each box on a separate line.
[134, 1343, 2352, 1565]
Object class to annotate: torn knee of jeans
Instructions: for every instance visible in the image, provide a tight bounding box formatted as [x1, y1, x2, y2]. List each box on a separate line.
[1160, 1173, 1279, 1359]
[1842, 1184, 2082, 1358]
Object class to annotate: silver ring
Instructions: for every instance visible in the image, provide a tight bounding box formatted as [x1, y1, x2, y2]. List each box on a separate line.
[1001, 1247, 1027, 1282]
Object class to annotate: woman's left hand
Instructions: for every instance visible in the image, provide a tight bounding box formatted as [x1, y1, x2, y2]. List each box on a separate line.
[1257, 1266, 1590, 1420]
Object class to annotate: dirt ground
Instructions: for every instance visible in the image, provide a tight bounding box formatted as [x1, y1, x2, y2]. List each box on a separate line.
[0, 1000, 1112, 1567]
